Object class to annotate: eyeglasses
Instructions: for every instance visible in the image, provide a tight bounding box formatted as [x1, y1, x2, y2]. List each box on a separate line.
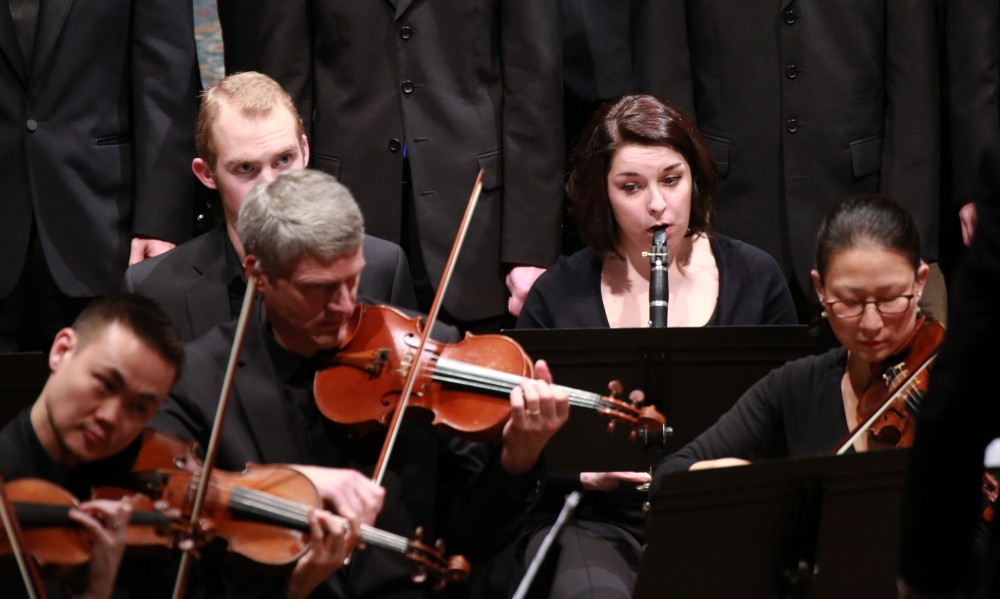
[822, 294, 917, 319]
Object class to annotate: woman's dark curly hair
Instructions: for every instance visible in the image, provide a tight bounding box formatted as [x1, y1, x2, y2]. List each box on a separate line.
[566, 94, 717, 259]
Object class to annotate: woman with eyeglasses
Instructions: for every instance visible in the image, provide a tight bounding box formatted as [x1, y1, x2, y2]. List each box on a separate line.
[655, 193, 936, 475]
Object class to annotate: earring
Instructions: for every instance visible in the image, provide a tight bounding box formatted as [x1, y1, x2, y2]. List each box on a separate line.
[820, 310, 828, 319]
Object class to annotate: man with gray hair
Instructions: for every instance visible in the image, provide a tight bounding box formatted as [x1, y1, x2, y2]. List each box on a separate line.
[153, 168, 569, 598]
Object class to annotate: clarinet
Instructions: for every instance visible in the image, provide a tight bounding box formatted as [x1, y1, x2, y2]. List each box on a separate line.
[647, 225, 669, 328]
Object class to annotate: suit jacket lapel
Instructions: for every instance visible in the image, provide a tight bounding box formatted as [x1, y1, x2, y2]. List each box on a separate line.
[185, 228, 234, 340]
[393, 0, 415, 21]
[234, 315, 305, 464]
[0, 1, 27, 84]
[31, 0, 74, 80]
[779, 0, 796, 12]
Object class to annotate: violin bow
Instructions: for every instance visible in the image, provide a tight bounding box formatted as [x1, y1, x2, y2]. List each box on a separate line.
[170, 267, 260, 599]
[371, 169, 485, 485]
[0, 472, 48, 599]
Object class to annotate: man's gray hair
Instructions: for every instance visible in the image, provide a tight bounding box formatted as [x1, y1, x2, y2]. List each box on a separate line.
[237, 169, 364, 277]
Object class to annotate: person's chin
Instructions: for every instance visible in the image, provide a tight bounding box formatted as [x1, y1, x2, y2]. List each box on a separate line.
[311, 331, 345, 351]
[69, 436, 113, 464]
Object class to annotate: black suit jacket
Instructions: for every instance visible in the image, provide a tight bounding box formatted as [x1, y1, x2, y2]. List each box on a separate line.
[944, 0, 1000, 204]
[900, 138, 1000, 597]
[151, 310, 541, 598]
[216, 0, 262, 76]
[253, 0, 565, 321]
[0, 0, 200, 297]
[633, 0, 941, 293]
[123, 227, 418, 342]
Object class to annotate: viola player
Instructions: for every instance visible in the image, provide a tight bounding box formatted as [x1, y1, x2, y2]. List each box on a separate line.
[151, 168, 570, 598]
[0, 294, 182, 598]
[655, 194, 934, 472]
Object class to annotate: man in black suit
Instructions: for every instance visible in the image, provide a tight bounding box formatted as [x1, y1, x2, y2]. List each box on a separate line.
[253, 0, 565, 333]
[897, 138, 1000, 599]
[632, 0, 941, 322]
[124, 72, 418, 343]
[0, 0, 202, 352]
[152, 168, 569, 597]
[943, 0, 999, 248]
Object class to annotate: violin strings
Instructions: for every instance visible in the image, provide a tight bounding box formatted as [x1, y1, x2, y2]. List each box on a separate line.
[191, 479, 409, 552]
[429, 357, 627, 413]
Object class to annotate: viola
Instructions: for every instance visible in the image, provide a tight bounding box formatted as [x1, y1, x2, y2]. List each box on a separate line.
[315, 304, 667, 440]
[853, 316, 945, 449]
[115, 430, 470, 586]
[830, 318, 1000, 522]
[2, 478, 183, 566]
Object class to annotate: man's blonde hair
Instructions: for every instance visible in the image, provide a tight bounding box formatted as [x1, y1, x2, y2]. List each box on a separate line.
[195, 72, 304, 169]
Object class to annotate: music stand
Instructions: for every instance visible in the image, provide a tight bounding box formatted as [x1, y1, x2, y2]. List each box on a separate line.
[633, 449, 910, 599]
[504, 326, 820, 472]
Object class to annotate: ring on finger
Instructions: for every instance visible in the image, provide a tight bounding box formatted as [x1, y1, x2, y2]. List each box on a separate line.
[526, 409, 541, 417]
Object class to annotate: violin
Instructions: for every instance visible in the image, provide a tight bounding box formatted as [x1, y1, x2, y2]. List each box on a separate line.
[114, 430, 470, 586]
[315, 304, 667, 440]
[831, 318, 1000, 522]
[2, 478, 183, 566]
[851, 316, 945, 449]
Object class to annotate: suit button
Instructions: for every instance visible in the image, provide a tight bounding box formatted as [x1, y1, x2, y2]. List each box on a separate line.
[783, 8, 797, 24]
[786, 118, 799, 133]
[388, 138, 402, 153]
[25, 119, 37, 132]
[401, 80, 415, 95]
[785, 64, 799, 79]
[400, 25, 413, 40]
[642, 501, 651, 513]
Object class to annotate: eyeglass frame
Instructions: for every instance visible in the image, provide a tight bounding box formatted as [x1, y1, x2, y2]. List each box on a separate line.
[821, 293, 918, 319]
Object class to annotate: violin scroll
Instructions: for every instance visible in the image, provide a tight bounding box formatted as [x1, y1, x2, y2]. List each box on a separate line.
[402, 526, 471, 590]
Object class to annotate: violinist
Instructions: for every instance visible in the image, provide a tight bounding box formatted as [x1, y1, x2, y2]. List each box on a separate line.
[152, 168, 570, 598]
[0, 294, 184, 598]
[654, 193, 932, 475]
[123, 71, 419, 343]
[512, 94, 797, 599]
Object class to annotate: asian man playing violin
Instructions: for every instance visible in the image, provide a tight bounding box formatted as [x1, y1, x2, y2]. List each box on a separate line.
[0, 294, 183, 598]
[151, 168, 570, 598]
[0, 294, 355, 599]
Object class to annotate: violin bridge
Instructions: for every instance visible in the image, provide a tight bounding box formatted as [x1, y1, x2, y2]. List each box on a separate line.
[397, 349, 416, 379]
[883, 362, 908, 392]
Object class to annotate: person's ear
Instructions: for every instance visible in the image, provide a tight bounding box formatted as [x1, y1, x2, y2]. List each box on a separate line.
[810, 269, 824, 303]
[245, 255, 269, 293]
[915, 260, 931, 297]
[48, 328, 77, 372]
[192, 158, 217, 189]
[301, 135, 310, 168]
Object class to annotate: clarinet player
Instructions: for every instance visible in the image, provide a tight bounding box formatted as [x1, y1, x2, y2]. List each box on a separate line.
[512, 94, 796, 598]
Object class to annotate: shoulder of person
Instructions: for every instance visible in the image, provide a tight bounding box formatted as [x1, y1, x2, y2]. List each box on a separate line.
[125, 229, 220, 287]
[712, 234, 781, 268]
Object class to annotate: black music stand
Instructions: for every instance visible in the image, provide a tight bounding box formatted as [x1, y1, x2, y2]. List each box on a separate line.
[504, 326, 820, 472]
[633, 449, 910, 599]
